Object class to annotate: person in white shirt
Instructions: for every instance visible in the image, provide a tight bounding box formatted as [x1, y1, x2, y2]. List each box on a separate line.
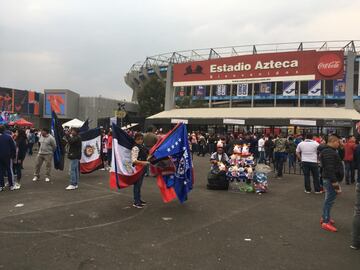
[258, 135, 265, 164]
[296, 134, 321, 194]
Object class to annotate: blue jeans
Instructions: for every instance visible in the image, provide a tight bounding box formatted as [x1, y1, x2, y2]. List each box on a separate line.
[13, 162, 22, 182]
[344, 161, 355, 184]
[288, 153, 296, 169]
[302, 162, 320, 192]
[322, 179, 337, 224]
[258, 151, 265, 164]
[274, 152, 286, 177]
[133, 172, 145, 204]
[70, 159, 79, 186]
[0, 158, 13, 188]
[352, 183, 360, 247]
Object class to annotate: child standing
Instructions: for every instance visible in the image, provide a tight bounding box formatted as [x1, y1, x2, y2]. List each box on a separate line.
[131, 133, 149, 209]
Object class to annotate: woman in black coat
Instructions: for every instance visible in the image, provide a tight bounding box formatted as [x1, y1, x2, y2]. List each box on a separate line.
[13, 129, 28, 189]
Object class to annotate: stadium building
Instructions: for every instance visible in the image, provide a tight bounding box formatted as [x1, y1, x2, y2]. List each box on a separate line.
[125, 40, 360, 136]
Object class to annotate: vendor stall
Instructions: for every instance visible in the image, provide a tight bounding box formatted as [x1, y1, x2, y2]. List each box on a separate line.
[207, 144, 269, 194]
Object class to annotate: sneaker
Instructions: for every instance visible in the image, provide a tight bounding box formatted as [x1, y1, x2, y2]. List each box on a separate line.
[140, 200, 147, 206]
[45, 178, 50, 182]
[9, 186, 16, 191]
[314, 191, 322, 194]
[0, 187, 4, 192]
[132, 203, 143, 209]
[13, 183, 21, 190]
[350, 245, 359, 250]
[304, 190, 311, 194]
[321, 222, 338, 232]
[65, 185, 77, 190]
[32, 176, 39, 182]
[320, 217, 335, 225]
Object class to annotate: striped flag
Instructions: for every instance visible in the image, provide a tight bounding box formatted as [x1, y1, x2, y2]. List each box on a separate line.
[109, 124, 146, 189]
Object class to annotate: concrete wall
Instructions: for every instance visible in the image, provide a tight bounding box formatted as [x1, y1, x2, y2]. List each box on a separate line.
[79, 97, 139, 128]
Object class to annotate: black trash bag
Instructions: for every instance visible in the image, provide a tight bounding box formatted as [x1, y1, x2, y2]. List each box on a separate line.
[207, 170, 229, 190]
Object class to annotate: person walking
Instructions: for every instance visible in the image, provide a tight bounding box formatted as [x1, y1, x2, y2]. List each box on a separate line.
[265, 136, 275, 165]
[27, 129, 36, 155]
[287, 137, 297, 172]
[296, 134, 321, 194]
[274, 134, 288, 178]
[258, 135, 266, 164]
[0, 125, 16, 191]
[318, 135, 344, 232]
[197, 133, 207, 157]
[32, 128, 56, 182]
[343, 135, 357, 185]
[64, 128, 82, 190]
[131, 132, 150, 209]
[13, 129, 28, 189]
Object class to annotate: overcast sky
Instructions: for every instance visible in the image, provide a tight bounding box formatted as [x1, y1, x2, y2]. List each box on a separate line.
[0, 0, 359, 101]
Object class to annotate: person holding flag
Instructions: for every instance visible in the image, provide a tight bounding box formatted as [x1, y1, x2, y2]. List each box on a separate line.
[131, 132, 150, 208]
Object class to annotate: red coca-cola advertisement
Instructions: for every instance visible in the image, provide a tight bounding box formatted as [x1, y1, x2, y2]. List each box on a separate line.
[173, 50, 344, 86]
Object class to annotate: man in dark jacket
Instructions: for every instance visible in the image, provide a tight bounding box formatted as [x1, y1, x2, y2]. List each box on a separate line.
[318, 135, 344, 232]
[0, 125, 16, 191]
[64, 128, 82, 190]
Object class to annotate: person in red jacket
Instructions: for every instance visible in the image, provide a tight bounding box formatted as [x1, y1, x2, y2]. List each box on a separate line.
[344, 135, 357, 185]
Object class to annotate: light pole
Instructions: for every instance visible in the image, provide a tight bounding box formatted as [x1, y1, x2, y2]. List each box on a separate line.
[116, 102, 127, 128]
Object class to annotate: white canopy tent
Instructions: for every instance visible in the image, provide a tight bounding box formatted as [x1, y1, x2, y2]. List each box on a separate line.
[62, 118, 84, 128]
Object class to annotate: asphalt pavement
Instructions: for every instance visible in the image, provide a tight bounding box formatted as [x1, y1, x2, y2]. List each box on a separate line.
[0, 154, 359, 270]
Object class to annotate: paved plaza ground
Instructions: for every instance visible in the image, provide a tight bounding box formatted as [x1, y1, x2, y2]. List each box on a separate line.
[0, 155, 359, 270]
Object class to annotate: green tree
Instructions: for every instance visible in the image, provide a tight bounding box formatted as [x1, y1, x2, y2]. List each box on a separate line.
[137, 77, 165, 117]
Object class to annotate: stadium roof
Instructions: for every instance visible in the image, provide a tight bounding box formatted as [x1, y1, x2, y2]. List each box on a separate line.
[129, 40, 360, 72]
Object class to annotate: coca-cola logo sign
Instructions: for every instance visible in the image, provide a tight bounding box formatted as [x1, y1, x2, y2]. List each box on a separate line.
[317, 54, 343, 77]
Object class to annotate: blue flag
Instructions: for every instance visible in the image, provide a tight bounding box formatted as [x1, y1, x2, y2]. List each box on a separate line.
[51, 111, 65, 170]
[150, 123, 194, 203]
[79, 119, 90, 133]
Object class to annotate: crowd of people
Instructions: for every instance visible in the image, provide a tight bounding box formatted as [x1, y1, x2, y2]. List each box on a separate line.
[0, 124, 359, 249]
[191, 130, 359, 247]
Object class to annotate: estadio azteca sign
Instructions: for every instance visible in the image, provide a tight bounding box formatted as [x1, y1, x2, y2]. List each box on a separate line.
[173, 50, 344, 86]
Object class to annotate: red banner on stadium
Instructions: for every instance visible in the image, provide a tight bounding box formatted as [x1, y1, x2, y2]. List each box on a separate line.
[173, 50, 344, 86]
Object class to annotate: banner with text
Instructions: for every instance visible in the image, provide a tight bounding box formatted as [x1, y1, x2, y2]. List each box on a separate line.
[173, 50, 344, 86]
[195, 85, 206, 96]
[236, 83, 248, 96]
[259, 83, 271, 96]
[333, 79, 346, 96]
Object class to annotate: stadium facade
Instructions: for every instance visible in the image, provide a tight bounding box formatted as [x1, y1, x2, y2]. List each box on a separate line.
[125, 40, 360, 136]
